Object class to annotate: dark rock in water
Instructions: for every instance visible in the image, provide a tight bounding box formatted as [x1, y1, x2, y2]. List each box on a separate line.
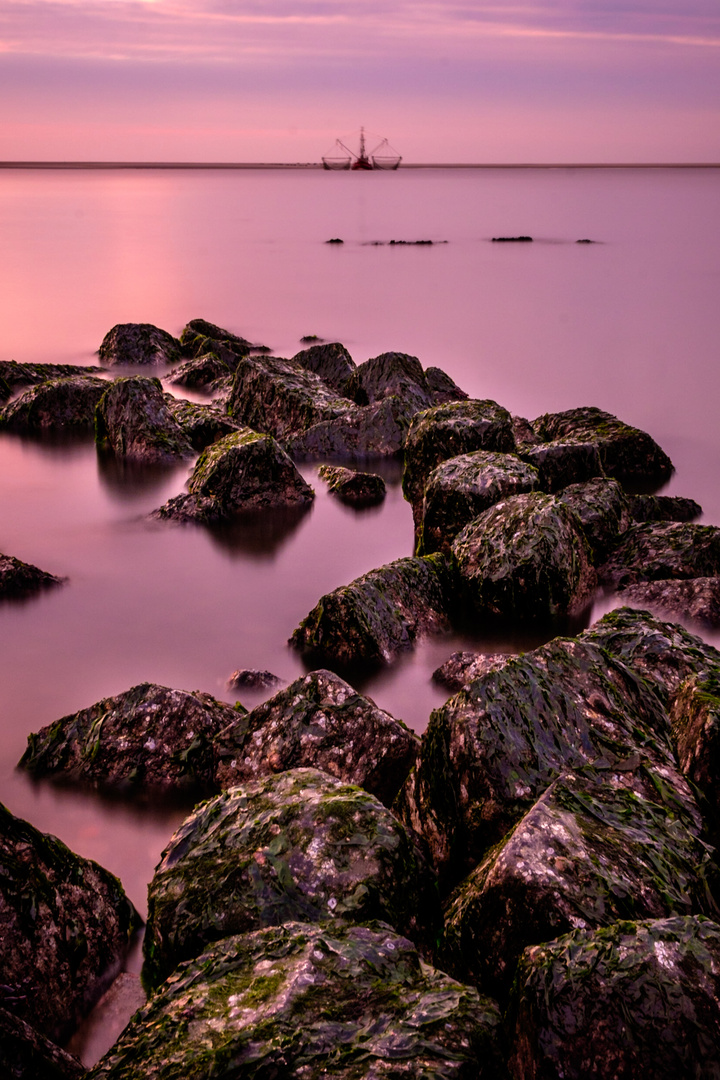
[226, 668, 282, 691]
[178, 319, 259, 356]
[518, 439, 604, 492]
[96, 923, 504, 1080]
[98, 324, 181, 367]
[0, 802, 141, 1044]
[395, 636, 673, 882]
[164, 397, 242, 451]
[0, 375, 110, 432]
[0, 1006, 85, 1080]
[451, 492, 597, 621]
[532, 405, 674, 483]
[291, 341, 355, 394]
[0, 553, 66, 599]
[142, 768, 438, 989]
[0, 360, 106, 403]
[153, 428, 314, 523]
[492, 235, 533, 242]
[164, 351, 234, 391]
[425, 365, 469, 403]
[317, 464, 386, 504]
[326, 236, 344, 243]
[290, 553, 454, 666]
[95, 377, 195, 464]
[618, 576, 720, 628]
[284, 394, 414, 459]
[628, 492, 703, 523]
[300, 334, 323, 342]
[343, 351, 434, 413]
[670, 670, 720, 846]
[440, 763, 713, 1002]
[19, 682, 240, 795]
[556, 476, 630, 561]
[599, 521, 720, 587]
[417, 450, 540, 555]
[432, 651, 509, 692]
[506, 916, 720, 1080]
[212, 669, 418, 807]
[402, 399, 516, 524]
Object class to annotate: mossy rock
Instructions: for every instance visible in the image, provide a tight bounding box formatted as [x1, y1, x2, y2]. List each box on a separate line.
[164, 397, 242, 450]
[425, 366, 469, 404]
[93, 922, 504, 1079]
[317, 464, 386, 505]
[178, 318, 259, 356]
[98, 324, 181, 367]
[342, 351, 434, 413]
[556, 477, 630, 562]
[285, 394, 415, 459]
[95, 377, 195, 463]
[450, 492, 597, 621]
[518, 439, 604, 492]
[432, 651, 509, 693]
[0, 1007, 85, 1080]
[212, 669, 418, 807]
[0, 553, 66, 600]
[0, 376, 110, 432]
[0, 802, 141, 1043]
[617, 577, 720, 629]
[0, 359, 106, 399]
[506, 916, 720, 1079]
[600, 522, 720, 587]
[628, 493, 702, 523]
[142, 768, 438, 990]
[291, 341, 356, 393]
[165, 351, 234, 391]
[671, 670, 720, 847]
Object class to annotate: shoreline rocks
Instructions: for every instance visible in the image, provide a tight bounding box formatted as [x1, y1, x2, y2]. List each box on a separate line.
[317, 463, 386, 504]
[98, 324, 181, 367]
[0, 553, 66, 600]
[95, 377, 194, 464]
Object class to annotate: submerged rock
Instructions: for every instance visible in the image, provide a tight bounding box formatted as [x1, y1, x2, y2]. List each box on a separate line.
[600, 522, 720, 587]
[556, 476, 630, 561]
[0, 360, 105, 402]
[628, 492, 703, 523]
[0, 554, 66, 599]
[0, 1007, 85, 1080]
[291, 341, 355, 393]
[317, 464, 386, 504]
[0, 802, 141, 1044]
[519, 439, 604, 492]
[212, 669, 418, 806]
[0, 375, 110, 433]
[95, 377, 194, 464]
[93, 922, 504, 1080]
[142, 768, 438, 989]
[164, 397, 242, 450]
[19, 682, 240, 794]
[617, 576, 720, 628]
[290, 554, 454, 666]
[98, 324, 181, 367]
[507, 916, 720, 1080]
[226, 668, 282, 691]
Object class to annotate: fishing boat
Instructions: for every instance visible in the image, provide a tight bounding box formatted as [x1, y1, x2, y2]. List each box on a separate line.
[322, 128, 401, 171]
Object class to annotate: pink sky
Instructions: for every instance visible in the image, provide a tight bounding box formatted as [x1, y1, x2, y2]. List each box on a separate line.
[1, 0, 719, 162]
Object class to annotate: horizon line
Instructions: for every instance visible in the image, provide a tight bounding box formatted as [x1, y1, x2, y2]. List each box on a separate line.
[1, 161, 719, 171]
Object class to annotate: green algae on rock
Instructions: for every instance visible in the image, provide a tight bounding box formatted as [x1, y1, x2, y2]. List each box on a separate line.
[0, 360, 106, 403]
[95, 377, 195, 464]
[285, 394, 415, 459]
[98, 323, 181, 367]
[0, 802, 141, 1044]
[506, 916, 720, 1080]
[178, 318, 262, 356]
[165, 351, 236, 392]
[93, 922, 504, 1080]
[556, 476, 630, 562]
[343, 351, 437, 413]
[212, 669, 418, 807]
[0, 553, 66, 599]
[0, 376, 111, 433]
[0, 1006, 86, 1080]
[599, 521, 720, 587]
[617, 576, 720, 629]
[317, 464, 386, 505]
[518, 439, 604, 492]
[291, 340, 356, 393]
[162, 397, 242, 451]
[670, 670, 720, 847]
[432, 651, 509, 693]
[143, 768, 438, 990]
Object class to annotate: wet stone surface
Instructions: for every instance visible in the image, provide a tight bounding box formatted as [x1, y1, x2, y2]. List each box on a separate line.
[0, 375, 110, 433]
[317, 464, 386, 504]
[95, 377, 195, 464]
[0, 553, 66, 600]
[98, 323, 181, 367]
[600, 522, 720, 587]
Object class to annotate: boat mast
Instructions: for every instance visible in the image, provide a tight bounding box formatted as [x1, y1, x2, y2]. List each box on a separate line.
[359, 127, 366, 161]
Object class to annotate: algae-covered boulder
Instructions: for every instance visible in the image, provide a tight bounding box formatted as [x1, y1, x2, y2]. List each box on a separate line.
[532, 405, 674, 483]
[507, 916, 720, 1080]
[417, 450, 540, 555]
[0, 360, 106, 402]
[0, 803, 141, 1043]
[0, 375, 110, 433]
[143, 768, 438, 989]
[212, 669, 418, 806]
[164, 397, 242, 450]
[396, 636, 672, 881]
[628, 492, 703, 523]
[402, 400, 516, 523]
[179, 318, 259, 356]
[19, 682, 240, 795]
[671, 670, 720, 846]
[556, 476, 630, 561]
[291, 341, 355, 393]
[95, 377, 194, 464]
[451, 492, 596, 621]
[519, 439, 604, 492]
[94, 922, 504, 1080]
[618, 577, 720, 628]
[98, 324, 181, 367]
[165, 352, 235, 392]
[0, 1007, 85, 1080]
[285, 394, 414, 459]
[600, 522, 720, 587]
[290, 554, 454, 666]
[425, 365, 469, 404]
[343, 351, 434, 413]
[0, 553, 66, 599]
[317, 464, 386, 504]
[432, 651, 509, 692]
[440, 763, 715, 1001]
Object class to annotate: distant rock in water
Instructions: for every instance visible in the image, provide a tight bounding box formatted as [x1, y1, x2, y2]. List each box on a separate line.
[98, 323, 181, 367]
[225, 668, 283, 691]
[317, 464, 386, 505]
[0, 375, 110, 433]
[325, 237, 343, 243]
[491, 235, 533, 242]
[0, 553, 66, 599]
[0, 359, 106, 403]
[628, 493, 702, 523]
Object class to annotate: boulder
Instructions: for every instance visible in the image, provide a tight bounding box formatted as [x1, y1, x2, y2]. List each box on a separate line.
[506, 916, 720, 1080]
[417, 450, 540, 555]
[599, 522, 720, 587]
[532, 405, 674, 483]
[0, 554, 66, 599]
[291, 341, 355, 393]
[98, 324, 181, 367]
[556, 477, 631, 561]
[617, 577, 720, 628]
[670, 670, 720, 846]
[178, 318, 259, 356]
[317, 464, 386, 504]
[284, 395, 414, 459]
[450, 492, 597, 621]
[518, 439, 604, 492]
[95, 377, 194, 464]
[164, 397, 242, 450]
[628, 493, 703, 523]
[212, 669, 418, 807]
[432, 651, 509, 692]
[290, 554, 454, 666]
[165, 351, 234, 391]
[142, 768, 438, 989]
[424, 365, 469, 404]
[93, 923, 504, 1080]
[226, 669, 282, 691]
[0, 376, 110, 432]
[0, 802, 141, 1043]
[343, 351, 435, 413]
[0, 1007, 85, 1080]
[0, 360, 106, 403]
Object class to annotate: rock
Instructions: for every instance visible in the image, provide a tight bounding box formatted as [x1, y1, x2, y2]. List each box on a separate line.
[556, 477, 631, 561]
[164, 397, 242, 451]
[178, 319, 259, 356]
[395, 636, 672, 883]
[226, 669, 282, 691]
[532, 405, 674, 483]
[628, 493, 703, 523]
[19, 682, 240, 795]
[95, 377, 195, 464]
[0, 802, 141, 1043]
[212, 669, 419, 807]
[402, 400, 516, 525]
[290, 553, 454, 666]
[492, 236, 533, 242]
[142, 768, 438, 989]
[450, 492, 597, 621]
[432, 651, 509, 692]
[0, 376, 110, 432]
[599, 522, 720, 587]
[511, 414, 541, 447]
[152, 428, 314, 523]
[291, 341, 355, 393]
[424, 366, 469, 404]
[342, 351, 434, 413]
[165, 352, 234, 391]
[0, 1007, 86, 1080]
[417, 450, 540, 556]
[317, 464, 386, 504]
[93, 922, 504, 1080]
[506, 916, 720, 1080]
[67, 972, 146, 1071]
[518, 439, 604, 492]
[670, 670, 720, 846]
[0, 360, 106, 403]
[440, 763, 714, 1002]
[617, 577, 720, 628]
[284, 394, 414, 459]
[98, 324, 181, 367]
[0, 554, 66, 599]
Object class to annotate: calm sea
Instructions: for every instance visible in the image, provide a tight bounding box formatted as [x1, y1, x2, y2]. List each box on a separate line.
[1, 165, 719, 934]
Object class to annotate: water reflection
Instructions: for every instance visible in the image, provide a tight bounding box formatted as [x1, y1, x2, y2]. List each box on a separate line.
[96, 450, 192, 500]
[204, 501, 314, 559]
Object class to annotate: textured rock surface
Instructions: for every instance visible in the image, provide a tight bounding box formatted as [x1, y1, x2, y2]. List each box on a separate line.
[0, 360, 105, 402]
[0, 802, 141, 1043]
[451, 492, 596, 621]
[600, 522, 720, 587]
[212, 669, 418, 806]
[20, 682, 240, 794]
[95, 377, 195, 463]
[98, 324, 181, 367]
[317, 464, 386, 504]
[165, 398, 242, 450]
[671, 670, 720, 846]
[507, 916, 720, 1080]
[165, 351, 235, 391]
[518, 439, 604, 492]
[179, 318, 259, 356]
[556, 477, 630, 561]
[424, 365, 469, 404]
[291, 341, 356, 393]
[0, 553, 66, 599]
[432, 652, 511, 692]
[628, 493, 703, 523]
[343, 352, 434, 413]
[226, 669, 282, 691]
[617, 577, 720, 628]
[0, 1007, 86, 1080]
[290, 554, 454, 666]
[143, 769, 438, 989]
[285, 395, 414, 459]
[0, 375, 110, 432]
[93, 922, 504, 1080]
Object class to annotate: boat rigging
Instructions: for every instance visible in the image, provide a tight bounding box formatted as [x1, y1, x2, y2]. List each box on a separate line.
[322, 128, 402, 171]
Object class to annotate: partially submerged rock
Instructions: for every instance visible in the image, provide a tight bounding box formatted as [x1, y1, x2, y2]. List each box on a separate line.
[519, 439, 604, 492]
[317, 464, 386, 504]
[600, 521, 720, 587]
[618, 577, 720, 628]
[0, 375, 110, 432]
[0, 1007, 85, 1080]
[0, 360, 105, 402]
[226, 669, 282, 691]
[291, 341, 355, 393]
[432, 651, 510, 693]
[285, 394, 414, 459]
[212, 669, 418, 806]
[628, 492, 703, 523]
[343, 351, 435, 413]
[94, 922, 504, 1080]
[164, 397, 242, 451]
[95, 377, 194, 463]
[165, 351, 235, 391]
[556, 476, 630, 561]
[0, 802, 141, 1043]
[98, 324, 181, 367]
[142, 768, 437, 989]
[0, 553, 66, 599]
[178, 318, 261, 357]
